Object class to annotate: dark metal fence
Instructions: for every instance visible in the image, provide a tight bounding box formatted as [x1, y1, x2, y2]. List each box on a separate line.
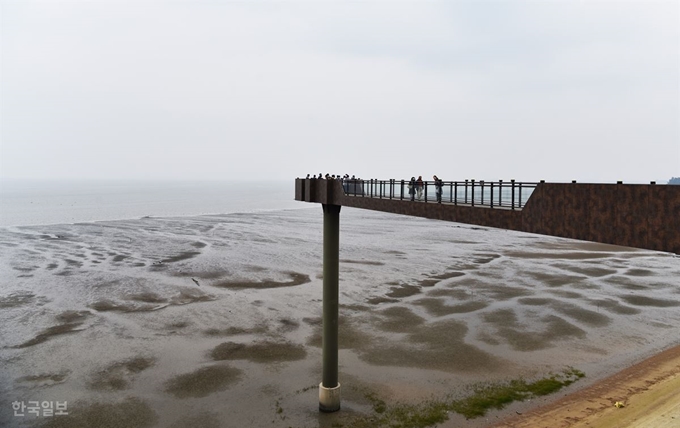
[341, 179, 537, 210]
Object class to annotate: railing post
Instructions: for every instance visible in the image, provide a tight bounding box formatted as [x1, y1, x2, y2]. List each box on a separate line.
[518, 182, 523, 208]
[400, 180, 404, 200]
[511, 179, 516, 210]
[424, 181, 428, 203]
[454, 182, 457, 205]
[471, 180, 475, 207]
[490, 181, 494, 208]
[498, 180, 502, 207]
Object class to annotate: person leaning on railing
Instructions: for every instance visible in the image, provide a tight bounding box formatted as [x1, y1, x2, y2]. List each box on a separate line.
[433, 175, 443, 203]
[408, 177, 416, 201]
[416, 176, 424, 200]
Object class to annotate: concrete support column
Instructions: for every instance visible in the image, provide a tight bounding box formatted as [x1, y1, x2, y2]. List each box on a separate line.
[319, 203, 341, 412]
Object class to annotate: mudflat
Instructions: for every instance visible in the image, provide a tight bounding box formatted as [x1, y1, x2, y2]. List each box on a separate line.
[1, 209, 678, 427]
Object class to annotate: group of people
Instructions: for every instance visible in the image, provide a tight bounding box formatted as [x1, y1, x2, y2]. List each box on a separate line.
[305, 173, 364, 194]
[301, 173, 443, 202]
[408, 175, 443, 203]
[306, 173, 362, 181]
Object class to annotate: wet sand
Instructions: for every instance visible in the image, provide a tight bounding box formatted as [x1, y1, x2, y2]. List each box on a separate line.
[1, 209, 679, 427]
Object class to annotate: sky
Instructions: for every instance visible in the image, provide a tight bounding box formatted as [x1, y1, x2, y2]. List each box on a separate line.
[1, 0, 678, 183]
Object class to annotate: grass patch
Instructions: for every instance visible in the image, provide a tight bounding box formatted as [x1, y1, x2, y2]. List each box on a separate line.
[365, 392, 387, 414]
[348, 367, 585, 427]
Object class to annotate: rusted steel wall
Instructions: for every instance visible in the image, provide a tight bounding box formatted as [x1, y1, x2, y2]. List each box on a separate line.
[521, 183, 680, 254]
[651, 185, 680, 254]
[340, 194, 523, 230]
[294, 179, 680, 254]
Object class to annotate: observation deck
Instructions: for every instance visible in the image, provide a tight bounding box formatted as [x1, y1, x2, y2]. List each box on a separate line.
[295, 178, 680, 254]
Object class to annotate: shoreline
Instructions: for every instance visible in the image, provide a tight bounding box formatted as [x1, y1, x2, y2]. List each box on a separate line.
[491, 342, 680, 427]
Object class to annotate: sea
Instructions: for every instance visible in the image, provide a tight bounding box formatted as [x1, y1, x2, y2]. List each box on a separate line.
[0, 179, 304, 227]
[1, 179, 679, 428]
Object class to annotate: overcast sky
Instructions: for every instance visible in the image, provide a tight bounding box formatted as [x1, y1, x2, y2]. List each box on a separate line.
[1, 0, 678, 183]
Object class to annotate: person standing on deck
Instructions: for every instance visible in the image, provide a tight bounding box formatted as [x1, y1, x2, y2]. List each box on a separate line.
[433, 175, 443, 203]
[416, 176, 424, 200]
[408, 177, 416, 201]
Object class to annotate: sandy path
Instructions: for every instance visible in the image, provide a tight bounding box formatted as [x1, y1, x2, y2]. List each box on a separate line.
[492, 344, 680, 427]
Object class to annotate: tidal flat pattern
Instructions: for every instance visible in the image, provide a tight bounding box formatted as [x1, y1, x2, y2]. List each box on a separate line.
[88, 356, 156, 391]
[0, 209, 679, 427]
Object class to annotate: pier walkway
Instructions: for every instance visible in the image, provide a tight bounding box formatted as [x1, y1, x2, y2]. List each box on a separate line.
[296, 178, 680, 255]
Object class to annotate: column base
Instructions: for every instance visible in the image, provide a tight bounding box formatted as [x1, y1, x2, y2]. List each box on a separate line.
[319, 382, 341, 412]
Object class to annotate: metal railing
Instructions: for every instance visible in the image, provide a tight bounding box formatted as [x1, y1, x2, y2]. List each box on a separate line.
[341, 179, 538, 210]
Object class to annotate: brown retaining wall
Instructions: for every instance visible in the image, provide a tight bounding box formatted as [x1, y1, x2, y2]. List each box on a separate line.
[522, 182, 680, 254]
[295, 179, 680, 254]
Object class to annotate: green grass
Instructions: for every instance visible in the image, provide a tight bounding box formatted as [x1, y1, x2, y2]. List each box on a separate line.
[348, 367, 585, 428]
